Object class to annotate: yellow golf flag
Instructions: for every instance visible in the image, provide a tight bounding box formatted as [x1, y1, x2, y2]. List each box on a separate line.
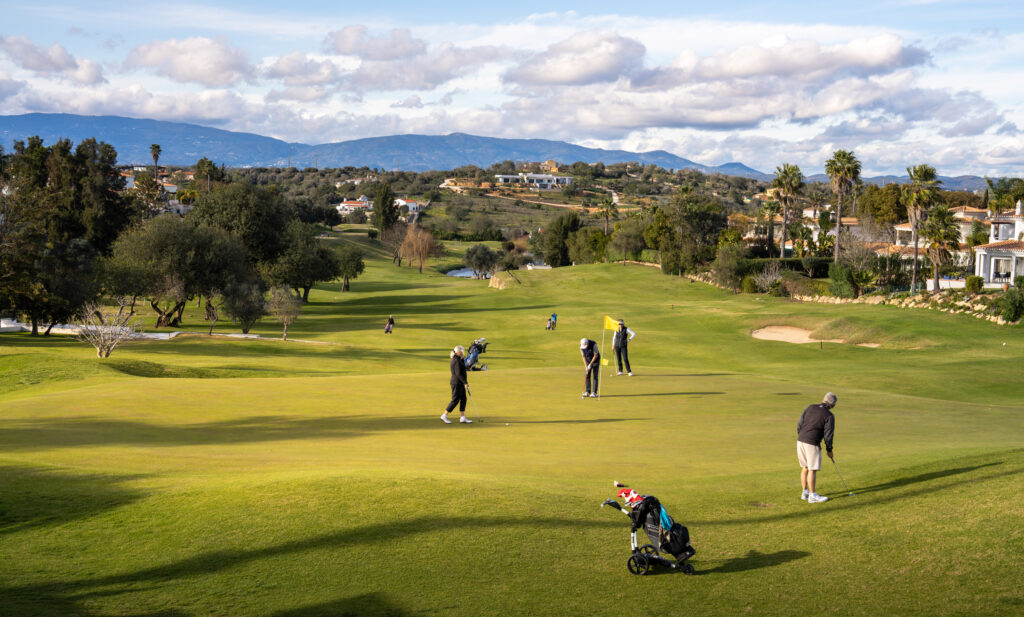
[600, 358, 609, 366]
[603, 315, 618, 330]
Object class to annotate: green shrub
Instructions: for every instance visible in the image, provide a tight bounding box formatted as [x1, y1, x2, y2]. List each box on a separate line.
[1015, 276, 1024, 290]
[711, 243, 744, 290]
[741, 274, 759, 294]
[965, 275, 984, 294]
[768, 280, 787, 297]
[828, 262, 856, 298]
[367, 229, 379, 240]
[1000, 288, 1024, 322]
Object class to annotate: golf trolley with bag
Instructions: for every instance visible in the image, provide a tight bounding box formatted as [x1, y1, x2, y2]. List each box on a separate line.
[465, 338, 489, 371]
[602, 485, 696, 576]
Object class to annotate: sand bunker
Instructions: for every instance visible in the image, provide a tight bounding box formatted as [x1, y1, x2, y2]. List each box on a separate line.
[751, 326, 878, 348]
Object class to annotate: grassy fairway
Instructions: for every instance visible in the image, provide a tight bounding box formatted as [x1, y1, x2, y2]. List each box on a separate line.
[2, 250, 1023, 617]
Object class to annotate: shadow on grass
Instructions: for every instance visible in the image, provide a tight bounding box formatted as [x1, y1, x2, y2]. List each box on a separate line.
[600, 392, 724, 398]
[636, 373, 736, 378]
[0, 414, 641, 450]
[270, 593, 429, 617]
[0, 466, 147, 537]
[697, 549, 810, 575]
[1, 515, 619, 615]
[501, 418, 646, 424]
[693, 459, 1020, 527]
[847, 463, 1003, 496]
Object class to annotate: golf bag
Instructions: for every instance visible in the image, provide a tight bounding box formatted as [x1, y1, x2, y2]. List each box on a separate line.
[465, 338, 488, 371]
[602, 493, 696, 575]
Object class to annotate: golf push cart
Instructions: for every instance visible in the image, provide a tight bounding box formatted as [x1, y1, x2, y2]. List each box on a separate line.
[602, 486, 696, 576]
[465, 338, 488, 371]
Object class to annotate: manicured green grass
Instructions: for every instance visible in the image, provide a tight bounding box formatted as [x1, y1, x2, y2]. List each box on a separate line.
[2, 252, 1023, 616]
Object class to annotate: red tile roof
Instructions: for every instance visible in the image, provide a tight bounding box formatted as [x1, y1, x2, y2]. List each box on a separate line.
[976, 239, 1024, 251]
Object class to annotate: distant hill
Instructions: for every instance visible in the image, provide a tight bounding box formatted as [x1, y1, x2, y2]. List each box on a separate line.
[0, 113, 990, 189]
[805, 174, 987, 192]
[0, 113, 768, 178]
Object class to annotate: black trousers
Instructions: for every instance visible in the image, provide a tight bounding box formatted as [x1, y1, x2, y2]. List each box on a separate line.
[615, 346, 631, 373]
[446, 382, 467, 413]
[585, 363, 599, 394]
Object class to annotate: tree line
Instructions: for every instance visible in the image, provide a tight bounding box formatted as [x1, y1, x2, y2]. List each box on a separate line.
[0, 137, 364, 338]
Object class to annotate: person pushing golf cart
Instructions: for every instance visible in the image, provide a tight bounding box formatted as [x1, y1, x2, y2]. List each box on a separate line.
[602, 481, 696, 575]
[797, 392, 838, 503]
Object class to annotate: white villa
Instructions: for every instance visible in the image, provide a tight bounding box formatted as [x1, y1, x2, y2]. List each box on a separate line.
[335, 195, 372, 215]
[974, 201, 1024, 285]
[395, 198, 425, 214]
[494, 173, 572, 190]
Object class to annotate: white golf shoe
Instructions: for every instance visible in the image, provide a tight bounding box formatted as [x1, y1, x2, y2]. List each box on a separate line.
[801, 489, 809, 501]
[460, 416, 472, 423]
[440, 414, 452, 424]
[808, 493, 829, 503]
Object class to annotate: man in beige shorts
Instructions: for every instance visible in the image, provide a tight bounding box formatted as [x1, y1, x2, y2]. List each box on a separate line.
[797, 392, 837, 503]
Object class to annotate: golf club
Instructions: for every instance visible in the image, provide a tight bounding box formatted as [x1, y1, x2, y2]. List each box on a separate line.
[832, 458, 855, 496]
[466, 386, 483, 423]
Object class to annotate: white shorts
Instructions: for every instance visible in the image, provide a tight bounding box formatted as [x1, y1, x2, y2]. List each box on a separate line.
[797, 441, 821, 470]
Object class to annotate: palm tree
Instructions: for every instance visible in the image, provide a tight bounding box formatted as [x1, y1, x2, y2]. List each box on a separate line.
[921, 205, 961, 292]
[790, 223, 813, 258]
[770, 163, 804, 258]
[760, 199, 781, 255]
[903, 164, 941, 293]
[597, 197, 619, 235]
[824, 150, 861, 263]
[150, 144, 162, 179]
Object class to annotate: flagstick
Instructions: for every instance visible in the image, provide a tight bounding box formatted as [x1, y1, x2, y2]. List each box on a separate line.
[599, 326, 606, 400]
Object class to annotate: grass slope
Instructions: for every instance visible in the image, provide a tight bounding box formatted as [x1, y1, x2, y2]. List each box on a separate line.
[2, 250, 1023, 617]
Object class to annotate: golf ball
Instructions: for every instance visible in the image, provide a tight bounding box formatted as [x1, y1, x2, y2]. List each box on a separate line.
[505, 423, 510, 426]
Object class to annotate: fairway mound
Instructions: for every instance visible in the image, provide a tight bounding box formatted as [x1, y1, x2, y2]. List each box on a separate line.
[751, 326, 879, 347]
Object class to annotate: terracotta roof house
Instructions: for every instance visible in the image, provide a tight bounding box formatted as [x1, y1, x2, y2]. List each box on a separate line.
[973, 201, 1024, 285]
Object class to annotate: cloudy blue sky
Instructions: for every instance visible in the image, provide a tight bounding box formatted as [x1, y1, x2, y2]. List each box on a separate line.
[1, 1, 1023, 175]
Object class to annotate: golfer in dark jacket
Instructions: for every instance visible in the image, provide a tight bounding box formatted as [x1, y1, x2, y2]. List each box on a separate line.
[580, 338, 600, 398]
[797, 392, 837, 503]
[441, 345, 472, 424]
[612, 319, 636, 376]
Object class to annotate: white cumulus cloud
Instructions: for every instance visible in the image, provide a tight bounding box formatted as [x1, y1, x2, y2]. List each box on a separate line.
[324, 25, 427, 61]
[505, 30, 646, 86]
[0, 35, 105, 85]
[125, 37, 253, 87]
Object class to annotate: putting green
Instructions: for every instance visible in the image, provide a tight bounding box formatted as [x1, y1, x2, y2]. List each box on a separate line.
[2, 256, 1023, 616]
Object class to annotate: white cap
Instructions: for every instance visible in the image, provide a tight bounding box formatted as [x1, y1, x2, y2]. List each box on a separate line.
[580, 338, 588, 349]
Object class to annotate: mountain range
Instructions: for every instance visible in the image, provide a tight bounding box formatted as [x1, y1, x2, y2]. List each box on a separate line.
[0, 113, 988, 190]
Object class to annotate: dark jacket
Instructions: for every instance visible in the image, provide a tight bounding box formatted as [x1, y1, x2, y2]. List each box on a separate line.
[581, 339, 599, 363]
[798, 404, 835, 452]
[450, 354, 468, 386]
[613, 325, 635, 348]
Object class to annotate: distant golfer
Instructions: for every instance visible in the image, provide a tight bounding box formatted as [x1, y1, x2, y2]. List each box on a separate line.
[612, 319, 636, 376]
[550, 312, 558, 330]
[441, 345, 472, 424]
[384, 315, 394, 334]
[580, 338, 600, 398]
[797, 392, 837, 503]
